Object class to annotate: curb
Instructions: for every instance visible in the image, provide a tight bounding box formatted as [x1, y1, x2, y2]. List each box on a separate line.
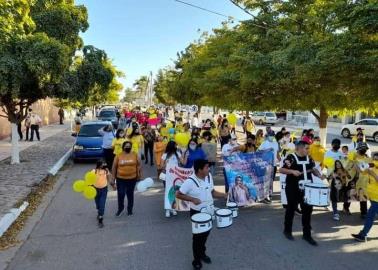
[48, 149, 72, 176]
[0, 148, 72, 238]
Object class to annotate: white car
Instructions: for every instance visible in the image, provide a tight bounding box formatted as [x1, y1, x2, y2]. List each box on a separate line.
[252, 112, 278, 125]
[341, 118, 378, 143]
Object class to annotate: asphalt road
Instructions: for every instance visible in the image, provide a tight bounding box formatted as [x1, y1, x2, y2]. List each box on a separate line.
[6, 158, 378, 270]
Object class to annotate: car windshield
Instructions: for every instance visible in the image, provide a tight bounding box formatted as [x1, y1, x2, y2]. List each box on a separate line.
[78, 124, 106, 137]
[266, 113, 275, 117]
[99, 110, 115, 118]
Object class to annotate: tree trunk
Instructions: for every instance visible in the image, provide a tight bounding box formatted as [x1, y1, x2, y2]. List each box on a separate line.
[11, 123, 20, 164]
[318, 108, 328, 147]
[246, 110, 250, 117]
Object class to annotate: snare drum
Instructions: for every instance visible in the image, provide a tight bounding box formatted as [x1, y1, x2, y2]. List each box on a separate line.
[215, 209, 233, 228]
[226, 202, 238, 218]
[303, 182, 330, 206]
[280, 174, 287, 205]
[191, 213, 212, 234]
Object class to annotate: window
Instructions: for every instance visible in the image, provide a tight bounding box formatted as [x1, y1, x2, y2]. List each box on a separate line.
[366, 120, 378, 126]
[356, 120, 368, 125]
[78, 124, 107, 137]
[266, 113, 276, 117]
[99, 110, 116, 118]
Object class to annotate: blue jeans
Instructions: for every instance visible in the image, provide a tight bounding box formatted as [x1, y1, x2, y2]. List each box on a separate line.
[361, 200, 378, 237]
[95, 187, 108, 217]
[223, 167, 229, 193]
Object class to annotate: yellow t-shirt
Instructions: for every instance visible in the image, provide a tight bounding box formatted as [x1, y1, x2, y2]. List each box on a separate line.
[159, 127, 169, 138]
[112, 138, 127, 156]
[355, 155, 372, 201]
[128, 135, 144, 155]
[309, 144, 325, 163]
[367, 167, 378, 201]
[245, 120, 255, 133]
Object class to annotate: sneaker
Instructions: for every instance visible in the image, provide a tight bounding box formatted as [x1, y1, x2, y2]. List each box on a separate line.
[115, 209, 124, 217]
[262, 198, 272, 204]
[283, 231, 294, 241]
[127, 212, 133, 216]
[165, 210, 171, 218]
[201, 255, 212, 264]
[333, 213, 340, 221]
[171, 210, 178, 216]
[98, 217, 104, 228]
[192, 260, 202, 270]
[295, 208, 302, 215]
[303, 236, 318, 246]
[351, 233, 367, 242]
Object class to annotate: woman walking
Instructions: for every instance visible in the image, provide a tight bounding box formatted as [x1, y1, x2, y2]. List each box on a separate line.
[154, 135, 166, 179]
[112, 129, 127, 157]
[182, 139, 207, 169]
[143, 124, 156, 166]
[218, 119, 231, 148]
[112, 141, 141, 217]
[93, 160, 114, 228]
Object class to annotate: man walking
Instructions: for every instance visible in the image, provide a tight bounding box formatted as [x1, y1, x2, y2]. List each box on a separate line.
[58, 108, 65, 125]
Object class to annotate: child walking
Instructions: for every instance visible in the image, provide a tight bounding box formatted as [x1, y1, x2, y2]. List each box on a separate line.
[93, 160, 115, 228]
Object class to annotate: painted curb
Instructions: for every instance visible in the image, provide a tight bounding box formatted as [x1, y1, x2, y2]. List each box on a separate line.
[48, 149, 72, 176]
[0, 202, 29, 237]
[0, 148, 72, 238]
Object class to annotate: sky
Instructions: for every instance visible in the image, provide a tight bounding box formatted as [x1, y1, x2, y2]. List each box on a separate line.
[76, 0, 249, 91]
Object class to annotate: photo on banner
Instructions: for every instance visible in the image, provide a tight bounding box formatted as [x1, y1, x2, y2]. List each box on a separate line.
[165, 165, 194, 211]
[224, 150, 275, 206]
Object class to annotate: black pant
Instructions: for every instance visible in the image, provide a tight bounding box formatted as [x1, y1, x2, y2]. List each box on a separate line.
[190, 209, 211, 261]
[30, 124, 40, 141]
[116, 179, 137, 214]
[220, 135, 230, 148]
[284, 186, 313, 237]
[360, 201, 368, 216]
[103, 148, 114, 170]
[17, 123, 23, 140]
[144, 141, 154, 164]
[59, 116, 64, 124]
[25, 126, 30, 140]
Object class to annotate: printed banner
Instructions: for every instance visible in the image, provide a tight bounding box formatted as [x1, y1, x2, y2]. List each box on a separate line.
[224, 150, 275, 206]
[165, 165, 194, 211]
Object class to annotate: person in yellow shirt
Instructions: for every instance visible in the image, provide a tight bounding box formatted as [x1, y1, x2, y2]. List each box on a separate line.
[244, 116, 256, 136]
[127, 127, 145, 159]
[159, 123, 169, 139]
[93, 160, 114, 228]
[352, 153, 378, 242]
[112, 129, 127, 156]
[255, 129, 264, 148]
[309, 136, 325, 165]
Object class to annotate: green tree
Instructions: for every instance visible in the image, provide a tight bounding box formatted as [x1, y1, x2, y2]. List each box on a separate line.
[0, 0, 88, 164]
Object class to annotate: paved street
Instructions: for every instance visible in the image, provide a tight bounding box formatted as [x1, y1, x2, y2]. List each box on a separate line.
[5, 157, 378, 270]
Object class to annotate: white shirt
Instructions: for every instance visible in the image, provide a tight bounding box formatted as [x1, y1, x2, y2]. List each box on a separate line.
[162, 151, 182, 168]
[179, 174, 214, 211]
[324, 150, 343, 161]
[191, 117, 199, 127]
[29, 114, 41, 125]
[258, 140, 279, 164]
[222, 143, 239, 157]
[98, 129, 115, 149]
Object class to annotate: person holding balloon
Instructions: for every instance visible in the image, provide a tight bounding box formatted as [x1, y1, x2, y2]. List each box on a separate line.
[93, 160, 115, 228]
[112, 141, 141, 217]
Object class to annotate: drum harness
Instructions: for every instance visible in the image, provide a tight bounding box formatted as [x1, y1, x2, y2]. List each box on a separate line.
[189, 174, 214, 214]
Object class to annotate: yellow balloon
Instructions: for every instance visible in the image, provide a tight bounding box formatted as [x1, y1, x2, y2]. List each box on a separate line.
[83, 186, 97, 200]
[323, 157, 335, 168]
[73, 180, 85, 193]
[175, 132, 191, 147]
[348, 151, 356, 161]
[227, 114, 237, 125]
[84, 171, 97, 186]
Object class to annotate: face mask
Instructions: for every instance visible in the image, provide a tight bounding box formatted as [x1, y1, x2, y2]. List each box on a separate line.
[267, 136, 274, 142]
[314, 141, 320, 146]
[359, 149, 367, 155]
[231, 140, 237, 145]
[357, 138, 363, 142]
[119, 133, 124, 138]
[189, 145, 196, 150]
[247, 142, 253, 147]
[124, 147, 132, 153]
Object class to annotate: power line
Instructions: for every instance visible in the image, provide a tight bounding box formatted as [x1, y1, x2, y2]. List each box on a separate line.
[174, 0, 233, 20]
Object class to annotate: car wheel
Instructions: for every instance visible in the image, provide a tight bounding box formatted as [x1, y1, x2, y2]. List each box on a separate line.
[259, 119, 264, 125]
[341, 128, 350, 138]
[374, 132, 378, 143]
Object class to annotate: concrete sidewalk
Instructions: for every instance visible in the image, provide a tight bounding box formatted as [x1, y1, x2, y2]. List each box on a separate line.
[0, 123, 71, 162]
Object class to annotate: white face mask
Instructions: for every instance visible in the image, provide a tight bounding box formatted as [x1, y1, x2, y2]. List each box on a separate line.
[267, 136, 274, 142]
[189, 145, 197, 150]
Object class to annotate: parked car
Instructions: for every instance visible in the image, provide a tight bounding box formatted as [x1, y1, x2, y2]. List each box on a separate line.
[97, 108, 119, 128]
[72, 121, 111, 162]
[251, 112, 278, 125]
[341, 118, 378, 142]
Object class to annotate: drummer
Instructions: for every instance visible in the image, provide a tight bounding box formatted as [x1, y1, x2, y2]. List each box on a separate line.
[176, 159, 226, 270]
[279, 141, 325, 246]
